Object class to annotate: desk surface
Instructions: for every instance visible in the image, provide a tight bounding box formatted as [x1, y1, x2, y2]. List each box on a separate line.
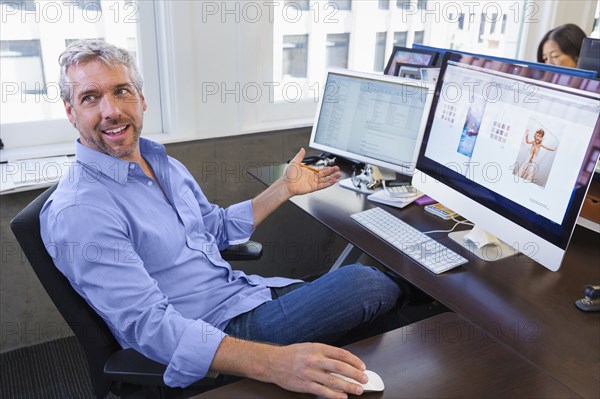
[250, 164, 600, 398]
[193, 313, 581, 398]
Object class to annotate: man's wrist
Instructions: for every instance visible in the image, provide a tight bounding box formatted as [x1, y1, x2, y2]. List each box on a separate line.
[274, 176, 294, 201]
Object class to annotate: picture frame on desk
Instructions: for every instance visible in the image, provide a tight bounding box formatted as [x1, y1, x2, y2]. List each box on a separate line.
[396, 64, 421, 80]
[384, 46, 438, 76]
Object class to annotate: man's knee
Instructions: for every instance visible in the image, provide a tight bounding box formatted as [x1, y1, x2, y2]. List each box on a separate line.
[337, 264, 401, 305]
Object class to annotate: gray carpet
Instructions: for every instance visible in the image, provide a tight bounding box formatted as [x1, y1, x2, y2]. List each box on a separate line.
[0, 336, 118, 399]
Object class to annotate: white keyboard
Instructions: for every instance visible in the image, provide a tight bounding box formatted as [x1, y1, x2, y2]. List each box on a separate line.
[351, 207, 468, 274]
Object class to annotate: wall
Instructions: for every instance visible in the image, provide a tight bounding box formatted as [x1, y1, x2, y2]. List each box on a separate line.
[0, 127, 347, 353]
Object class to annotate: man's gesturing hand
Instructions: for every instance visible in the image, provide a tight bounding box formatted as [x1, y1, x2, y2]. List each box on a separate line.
[283, 148, 341, 197]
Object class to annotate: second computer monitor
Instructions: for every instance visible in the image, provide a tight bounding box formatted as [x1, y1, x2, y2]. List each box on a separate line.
[413, 52, 600, 271]
[309, 68, 435, 177]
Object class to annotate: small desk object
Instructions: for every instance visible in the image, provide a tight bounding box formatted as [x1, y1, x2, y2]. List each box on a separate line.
[245, 164, 599, 398]
[192, 313, 581, 398]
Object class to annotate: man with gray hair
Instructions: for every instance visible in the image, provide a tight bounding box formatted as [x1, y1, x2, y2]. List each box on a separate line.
[41, 39, 402, 398]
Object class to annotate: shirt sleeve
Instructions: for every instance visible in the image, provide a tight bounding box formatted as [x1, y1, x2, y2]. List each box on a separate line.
[40, 203, 224, 387]
[191, 184, 255, 249]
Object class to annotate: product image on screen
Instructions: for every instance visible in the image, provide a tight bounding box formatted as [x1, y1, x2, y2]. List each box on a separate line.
[413, 53, 600, 271]
[309, 68, 435, 188]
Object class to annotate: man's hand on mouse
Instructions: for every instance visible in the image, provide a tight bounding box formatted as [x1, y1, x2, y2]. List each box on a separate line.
[264, 342, 367, 398]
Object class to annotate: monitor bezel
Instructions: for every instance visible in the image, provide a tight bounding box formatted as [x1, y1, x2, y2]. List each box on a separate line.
[309, 68, 436, 176]
[413, 52, 600, 271]
[384, 46, 439, 75]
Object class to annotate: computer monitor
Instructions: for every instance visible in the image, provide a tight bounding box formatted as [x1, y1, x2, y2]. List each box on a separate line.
[384, 46, 438, 76]
[309, 68, 435, 184]
[577, 38, 600, 77]
[412, 52, 600, 272]
[412, 43, 598, 79]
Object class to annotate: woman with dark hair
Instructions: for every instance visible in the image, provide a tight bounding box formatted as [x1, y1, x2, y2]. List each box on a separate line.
[537, 23, 587, 67]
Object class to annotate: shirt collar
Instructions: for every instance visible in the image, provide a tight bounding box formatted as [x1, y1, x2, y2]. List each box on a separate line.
[75, 138, 167, 184]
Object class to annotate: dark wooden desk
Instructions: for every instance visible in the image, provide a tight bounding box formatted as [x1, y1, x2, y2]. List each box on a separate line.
[248, 164, 600, 398]
[193, 313, 581, 398]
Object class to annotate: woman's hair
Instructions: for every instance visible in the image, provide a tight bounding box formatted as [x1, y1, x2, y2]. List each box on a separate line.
[59, 39, 143, 104]
[537, 23, 587, 63]
[535, 129, 545, 137]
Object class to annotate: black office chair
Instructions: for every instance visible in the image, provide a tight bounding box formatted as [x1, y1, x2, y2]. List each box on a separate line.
[10, 183, 263, 399]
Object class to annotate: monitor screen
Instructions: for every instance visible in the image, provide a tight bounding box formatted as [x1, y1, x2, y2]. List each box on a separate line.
[309, 68, 435, 176]
[413, 53, 600, 271]
[577, 38, 600, 76]
[412, 43, 598, 79]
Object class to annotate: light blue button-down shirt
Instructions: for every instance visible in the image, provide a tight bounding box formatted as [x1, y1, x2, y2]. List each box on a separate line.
[40, 138, 298, 387]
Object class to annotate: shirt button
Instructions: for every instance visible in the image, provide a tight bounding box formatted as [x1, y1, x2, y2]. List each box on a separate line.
[129, 164, 135, 170]
[147, 181, 153, 186]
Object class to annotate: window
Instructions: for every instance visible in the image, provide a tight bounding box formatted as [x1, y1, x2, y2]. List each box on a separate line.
[73, 0, 102, 11]
[378, 0, 390, 10]
[374, 32, 387, 72]
[479, 14, 486, 43]
[0, 0, 35, 11]
[0, 40, 45, 99]
[490, 13, 498, 34]
[396, 0, 411, 10]
[284, 0, 309, 11]
[329, 1, 352, 11]
[595, 2, 600, 37]
[283, 35, 309, 78]
[394, 31, 408, 47]
[413, 30, 424, 45]
[264, 0, 539, 133]
[326, 33, 350, 69]
[458, 13, 465, 30]
[0, 0, 162, 151]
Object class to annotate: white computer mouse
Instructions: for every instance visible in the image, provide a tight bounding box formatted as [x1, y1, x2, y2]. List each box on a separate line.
[331, 369, 385, 392]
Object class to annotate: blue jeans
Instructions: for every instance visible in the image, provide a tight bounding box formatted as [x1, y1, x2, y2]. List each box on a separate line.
[223, 264, 402, 346]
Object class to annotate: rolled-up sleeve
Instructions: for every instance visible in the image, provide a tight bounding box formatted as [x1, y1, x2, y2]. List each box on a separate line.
[221, 200, 254, 245]
[192, 183, 255, 249]
[40, 203, 224, 387]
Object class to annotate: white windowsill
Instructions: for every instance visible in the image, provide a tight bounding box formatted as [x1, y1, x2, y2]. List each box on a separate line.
[0, 131, 197, 195]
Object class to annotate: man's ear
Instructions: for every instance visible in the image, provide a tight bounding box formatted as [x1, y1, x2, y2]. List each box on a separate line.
[140, 93, 147, 112]
[64, 99, 77, 126]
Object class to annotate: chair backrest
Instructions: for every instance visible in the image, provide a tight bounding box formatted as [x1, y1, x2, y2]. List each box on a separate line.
[10, 183, 119, 399]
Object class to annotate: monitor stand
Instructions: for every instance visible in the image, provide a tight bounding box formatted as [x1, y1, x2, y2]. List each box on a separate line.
[339, 177, 379, 194]
[448, 225, 517, 262]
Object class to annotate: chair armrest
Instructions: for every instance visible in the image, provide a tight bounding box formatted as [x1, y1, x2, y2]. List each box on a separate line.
[104, 348, 167, 386]
[104, 348, 220, 387]
[220, 240, 263, 261]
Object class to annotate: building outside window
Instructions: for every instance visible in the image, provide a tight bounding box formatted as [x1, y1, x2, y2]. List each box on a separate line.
[271, 1, 527, 102]
[378, 0, 390, 10]
[396, 0, 411, 10]
[330, 0, 352, 11]
[413, 30, 424, 45]
[374, 32, 387, 72]
[284, 0, 309, 11]
[0, 40, 45, 95]
[326, 33, 350, 68]
[394, 31, 408, 47]
[283, 34, 309, 78]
